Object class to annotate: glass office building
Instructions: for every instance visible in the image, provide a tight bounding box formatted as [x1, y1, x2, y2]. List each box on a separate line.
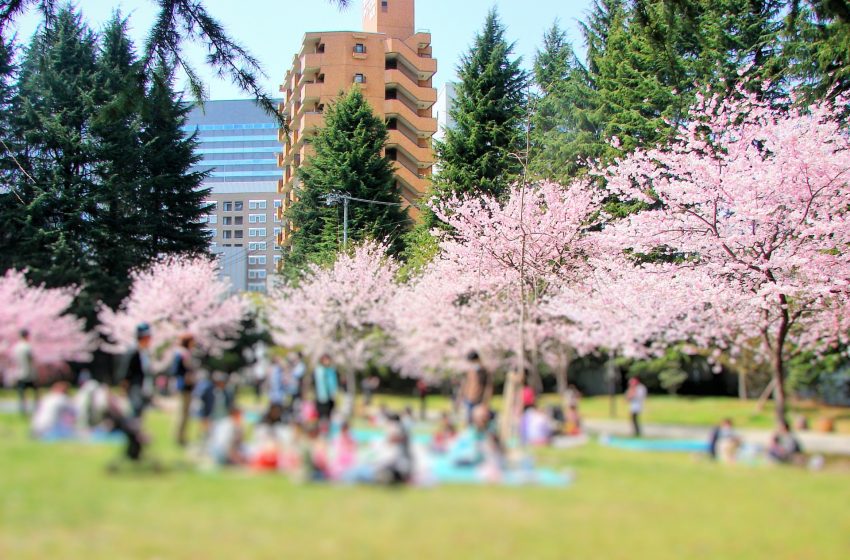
[185, 100, 283, 292]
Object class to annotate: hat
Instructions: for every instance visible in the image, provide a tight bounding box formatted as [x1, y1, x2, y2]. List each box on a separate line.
[136, 323, 151, 338]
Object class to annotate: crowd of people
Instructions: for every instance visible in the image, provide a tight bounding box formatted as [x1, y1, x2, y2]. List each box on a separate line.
[4, 324, 816, 479]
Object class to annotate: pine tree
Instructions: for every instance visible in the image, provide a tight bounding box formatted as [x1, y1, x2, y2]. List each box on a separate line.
[138, 64, 211, 260]
[284, 87, 407, 275]
[88, 12, 147, 309]
[4, 7, 100, 319]
[432, 7, 528, 201]
[0, 36, 16, 190]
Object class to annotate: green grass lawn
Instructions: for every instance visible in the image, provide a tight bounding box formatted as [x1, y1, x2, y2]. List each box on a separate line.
[1, 407, 849, 559]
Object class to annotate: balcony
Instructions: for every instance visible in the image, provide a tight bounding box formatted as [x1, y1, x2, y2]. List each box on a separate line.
[385, 38, 437, 78]
[384, 69, 436, 108]
[384, 100, 437, 135]
[387, 130, 433, 165]
[392, 162, 429, 196]
[300, 81, 323, 104]
[301, 52, 323, 73]
[298, 111, 324, 137]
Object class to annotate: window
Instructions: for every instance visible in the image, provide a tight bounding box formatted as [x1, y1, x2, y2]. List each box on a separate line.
[381, 0, 388, 8]
[354, 43, 366, 54]
[208, 214, 218, 224]
[354, 73, 365, 83]
[273, 200, 283, 209]
[273, 213, 281, 223]
[223, 201, 233, 212]
[222, 230, 232, 239]
[234, 201, 244, 211]
[248, 255, 267, 265]
[274, 227, 281, 238]
[248, 200, 267, 210]
[249, 228, 267, 238]
[198, 215, 209, 224]
[234, 230, 244, 239]
[247, 283, 266, 292]
[248, 242, 267, 251]
[248, 270, 267, 279]
[234, 216, 244, 225]
[222, 217, 232, 226]
[274, 255, 282, 266]
[204, 200, 217, 211]
[249, 214, 267, 224]
[205, 228, 216, 238]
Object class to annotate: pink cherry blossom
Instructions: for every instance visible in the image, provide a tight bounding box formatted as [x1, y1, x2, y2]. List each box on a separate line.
[0, 270, 94, 385]
[597, 89, 850, 424]
[98, 256, 249, 366]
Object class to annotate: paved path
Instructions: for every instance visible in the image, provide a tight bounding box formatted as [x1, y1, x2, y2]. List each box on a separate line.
[583, 418, 850, 456]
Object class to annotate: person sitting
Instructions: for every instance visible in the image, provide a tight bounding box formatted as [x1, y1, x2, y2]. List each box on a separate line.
[299, 422, 330, 481]
[430, 412, 457, 454]
[74, 379, 110, 433]
[208, 407, 246, 467]
[768, 421, 803, 465]
[199, 372, 234, 438]
[31, 381, 76, 439]
[372, 413, 413, 485]
[451, 405, 505, 480]
[520, 403, 552, 446]
[708, 418, 741, 464]
[250, 404, 287, 471]
[329, 420, 358, 479]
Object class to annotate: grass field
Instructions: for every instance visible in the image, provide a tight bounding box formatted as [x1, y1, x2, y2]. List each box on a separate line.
[382, 393, 850, 433]
[1, 404, 849, 560]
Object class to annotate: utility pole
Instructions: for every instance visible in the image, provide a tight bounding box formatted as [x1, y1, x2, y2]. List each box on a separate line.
[323, 191, 404, 251]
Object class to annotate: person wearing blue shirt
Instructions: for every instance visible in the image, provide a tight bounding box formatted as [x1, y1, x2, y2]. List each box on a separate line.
[313, 354, 339, 424]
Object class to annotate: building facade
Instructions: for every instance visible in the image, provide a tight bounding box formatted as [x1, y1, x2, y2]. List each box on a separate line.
[186, 100, 283, 292]
[277, 0, 437, 245]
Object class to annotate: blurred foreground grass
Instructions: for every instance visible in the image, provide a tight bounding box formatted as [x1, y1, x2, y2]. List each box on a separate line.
[1, 404, 849, 560]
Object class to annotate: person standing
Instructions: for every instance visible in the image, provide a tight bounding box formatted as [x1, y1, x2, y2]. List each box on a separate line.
[460, 351, 491, 424]
[122, 324, 154, 418]
[13, 329, 37, 416]
[172, 334, 198, 447]
[313, 354, 339, 427]
[625, 377, 648, 437]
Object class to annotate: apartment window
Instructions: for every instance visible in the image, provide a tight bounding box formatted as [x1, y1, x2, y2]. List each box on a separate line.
[234, 230, 244, 239]
[234, 201, 244, 211]
[208, 214, 218, 225]
[354, 43, 366, 54]
[204, 228, 216, 238]
[248, 242, 267, 251]
[198, 215, 209, 224]
[248, 200, 267, 210]
[204, 200, 217, 211]
[274, 227, 281, 238]
[381, 0, 388, 8]
[316, 43, 325, 54]
[273, 213, 281, 223]
[222, 230, 232, 239]
[249, 214, 267, 224]
[274, 255, 282, 266]
[247, 283, 266, 293]
[274, 200, 283, 209]
[354, 73, 365, 84]
[234, 216, 243, 225]
[223, 201, 233, 212]
[248, 270, 267, 280]
[249, 228, 267, 238]
[248, 255, 267, 265]
[222, 217, 232, 226]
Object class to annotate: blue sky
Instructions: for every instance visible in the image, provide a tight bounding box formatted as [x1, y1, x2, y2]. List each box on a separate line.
[10, 0, 594, 99]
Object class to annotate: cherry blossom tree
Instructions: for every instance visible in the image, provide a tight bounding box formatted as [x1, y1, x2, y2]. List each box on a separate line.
[0, 270, 94, 384]
[599, 89, 850, 425]
[98, 256, 248, 366]
[266, 242, 399, 397]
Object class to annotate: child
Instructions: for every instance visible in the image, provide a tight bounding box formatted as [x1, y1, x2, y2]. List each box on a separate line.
[430, 412, 457, 454]
[329, 421, 358, 479]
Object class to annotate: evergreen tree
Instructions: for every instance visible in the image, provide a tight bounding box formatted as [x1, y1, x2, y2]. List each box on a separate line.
[88, 12, 147, 309]
[4, 7, 100, 318]
[432, 8, 528, 201]
[0, 36, 16, 189]
[138, 64, 211, 260]
[285, 87, 407, 275]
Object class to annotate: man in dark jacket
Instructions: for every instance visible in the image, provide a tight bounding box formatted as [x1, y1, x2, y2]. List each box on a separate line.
[121, 324, 153, 418]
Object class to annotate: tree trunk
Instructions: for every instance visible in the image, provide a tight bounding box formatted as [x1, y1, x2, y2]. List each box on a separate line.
[554, 349, 572, 420]
[607, 359, 617, 418]
[738, 370, 748, 400]
[773, 352, 788, 428]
